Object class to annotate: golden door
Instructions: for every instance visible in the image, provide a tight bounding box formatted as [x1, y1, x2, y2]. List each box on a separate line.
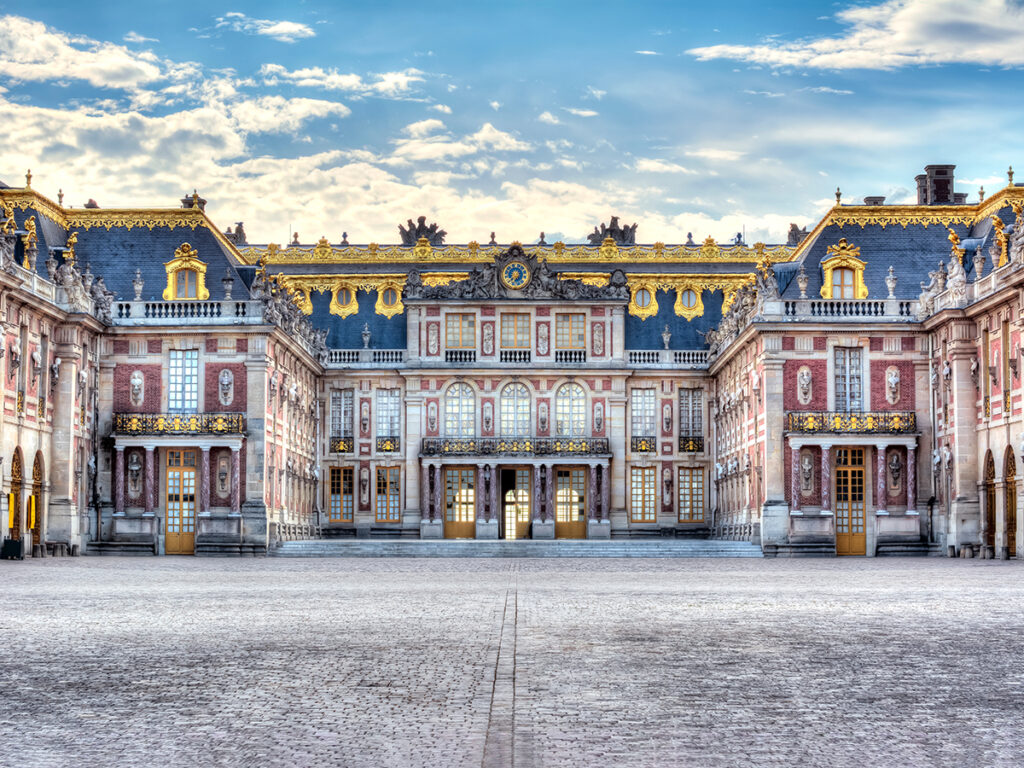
[501, 468, 531, 540]
[166, 450, 197, 555]
[555, 468, 587, 539]
[1005, 451, 1017, 553]
[835, 448, 866, 556]
[984, 452, 996, 549]
[444, 468, 476, 539]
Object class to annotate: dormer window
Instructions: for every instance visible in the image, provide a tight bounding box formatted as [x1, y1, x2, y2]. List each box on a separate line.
[175, 269, 198, 299]
[832, 268, 855, 299]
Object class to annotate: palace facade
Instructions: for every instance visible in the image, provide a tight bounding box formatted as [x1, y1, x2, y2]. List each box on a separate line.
[1, 163, 1022, 557]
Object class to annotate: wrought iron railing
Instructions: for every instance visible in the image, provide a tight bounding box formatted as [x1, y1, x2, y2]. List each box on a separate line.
[376, 435, 401, 452]
[631, 435, 657, 453]
[330, 436, 354, 453]
[114, 412, 245, 435]
[421, 436, 610, 456]
[786, 411, 916, 434]
[679, 435, 704, 452]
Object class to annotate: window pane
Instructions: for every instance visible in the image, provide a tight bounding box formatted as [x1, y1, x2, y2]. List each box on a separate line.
[630, 467, 656, 522]
[445, 383, 475, 436]
[376, 389, 400, 436]
[556, 314, 585, 349]
[631, 389, 655, 435]
[555, 383, 585, 436]
[169, 349, 199, 412]
[500, 383, 530, 436]
[501, 314, 530, 349]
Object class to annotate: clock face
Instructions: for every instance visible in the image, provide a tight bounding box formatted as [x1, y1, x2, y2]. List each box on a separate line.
[502, 261, 530, 289]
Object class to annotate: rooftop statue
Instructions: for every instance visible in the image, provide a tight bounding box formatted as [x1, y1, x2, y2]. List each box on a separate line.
[399, 216, 447, 246]
[586, 216, 638, 245]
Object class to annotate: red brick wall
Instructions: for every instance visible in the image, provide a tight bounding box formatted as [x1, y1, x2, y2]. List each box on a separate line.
[205, 338, 217, 353]
[236, 337, 248, 353]
[783, 360, 827, 411]
[113, 364, 162, 412]
[147, 338, 162, 354]
[204, 362, 247, 412]
[870, 360, 915, 411]
[782, 336, 795, 350]
[112, 339, 129, 355]
[813, 337, 826, 350]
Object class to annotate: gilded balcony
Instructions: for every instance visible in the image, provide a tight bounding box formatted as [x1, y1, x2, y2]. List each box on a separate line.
[330, 436, 354, 453]
[786, 411, 916, 434]
[114, 412, 245, 436]
[421, 436, 610, 457]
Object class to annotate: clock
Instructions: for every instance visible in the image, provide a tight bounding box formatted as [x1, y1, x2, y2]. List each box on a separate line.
[501, 261, 530, 290]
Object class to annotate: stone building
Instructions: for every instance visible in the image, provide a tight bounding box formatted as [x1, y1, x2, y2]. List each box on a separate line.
[0, 164, 1021, 557]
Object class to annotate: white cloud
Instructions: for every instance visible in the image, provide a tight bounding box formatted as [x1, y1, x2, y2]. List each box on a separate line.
[688, 0, 1024, 69]
[743, 90, 785, 98]
[215, 12, 315, 43]
[258, 63, 424, 96]
[228, 95, 351, 134]
[635, 159, 698, 174]
[799, 86, 854, 95]
[635, 50, 661, 55]
[430, 104, 452, 114]
[403, 118, 445, 138]
[685, 148, 745, 162]
[538, 111, 560, 124]
[124, 31, 158, 44]
[489, 100, 501, 111]
[564, 108, 598, 117]
[0, 15, 167, 89]
[585, 86, 606, 100]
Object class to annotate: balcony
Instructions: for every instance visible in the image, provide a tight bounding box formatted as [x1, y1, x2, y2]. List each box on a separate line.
[330, 436, 354, 453]
[326, 349, 407, 368]
[114, 412, 245, 436]
[421, 436, 610, 457]
[631, 436, 657, 453]
[679, 435, 705, 453]
[627, 349, 710, 369]
[445, 349, 477, 364]
[113, 300, 264, 326]
[500, 350, 531, 363]
[555, 350, 586, 364]
[376, 435, 401, 452]
[786, 411, 917, 434]
[780, 299, 917, 320]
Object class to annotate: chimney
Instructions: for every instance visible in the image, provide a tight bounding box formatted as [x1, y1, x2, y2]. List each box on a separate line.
[180, 189, 207, 211]
[863, 196, 886, 205]
[953, 192, 968, 204]
[924, 164, 956, 204]
[916, 174, 928, 204]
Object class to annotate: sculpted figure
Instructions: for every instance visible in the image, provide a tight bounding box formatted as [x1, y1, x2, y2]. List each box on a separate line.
[219, 369, 234, 407]
[129, 370, 144, 406]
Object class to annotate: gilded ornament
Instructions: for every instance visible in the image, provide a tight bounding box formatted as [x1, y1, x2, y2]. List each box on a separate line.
[820, 238, 869, 299]
[162, 242, 211, 301]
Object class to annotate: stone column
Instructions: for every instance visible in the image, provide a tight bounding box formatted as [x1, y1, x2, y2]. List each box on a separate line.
[533, 464, 543, 520]
[475, 464, 485, 522]
[588, 464, 598, 519]
[545, 464, 556, 522]
[488, 463, 498, 521]
[906, 446, 917, 515]
[420, 462, 431, 520]
[820, 444, 832, 515]
[790, 441, 803, 514]
[230, 447, 241, 515]
[114, 447, 125, 515]
[601, 463, 610, 520]
[434, 465, 444, 521]
[144, 446, 155, 514]
[200, 447, 211, 514]
[875, 444, 888, 516]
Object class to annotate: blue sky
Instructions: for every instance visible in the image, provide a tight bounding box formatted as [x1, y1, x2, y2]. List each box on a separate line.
[2, 0, 1022, 244]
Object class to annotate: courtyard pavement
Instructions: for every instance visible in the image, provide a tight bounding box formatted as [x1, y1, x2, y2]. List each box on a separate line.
[1, 556, 1021, 767]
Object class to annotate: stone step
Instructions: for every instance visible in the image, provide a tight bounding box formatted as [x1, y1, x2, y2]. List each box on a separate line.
[269, 539, 763, 558]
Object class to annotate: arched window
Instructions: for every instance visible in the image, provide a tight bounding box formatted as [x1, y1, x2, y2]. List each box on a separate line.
[445, 383, 475, 437]
[832, 268, 855, 299]
[500, 383, 530, 436]
[555, 383, 586, 436]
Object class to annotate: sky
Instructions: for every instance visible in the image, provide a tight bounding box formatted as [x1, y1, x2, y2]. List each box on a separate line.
[1, 0, 1022, 245]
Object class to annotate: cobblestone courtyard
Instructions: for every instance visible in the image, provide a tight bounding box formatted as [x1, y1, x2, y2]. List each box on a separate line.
[1, 557, 1021, 767]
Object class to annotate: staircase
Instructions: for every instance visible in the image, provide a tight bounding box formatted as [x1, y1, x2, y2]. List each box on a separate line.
[270, 539, 763, 558]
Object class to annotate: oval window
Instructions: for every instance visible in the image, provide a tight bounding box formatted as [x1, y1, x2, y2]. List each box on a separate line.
[680, 289, 697, 309]
[635, 288, 652, 308]
[382, 288, 398, 306]
[338, 288, 353, 305]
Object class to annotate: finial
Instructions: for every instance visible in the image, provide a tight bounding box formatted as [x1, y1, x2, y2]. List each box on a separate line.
[835, 187, 841, 204]
[538, 231, 546, 245]
[58, 188, 64, 206]
[1009, 166, 1015, 186]
[191, 190, 199, 208]
[25, 169, 31, 188]
[341, 231, 349, 245]
[489, 231, 497, 245]
[979, 186, 985, 202]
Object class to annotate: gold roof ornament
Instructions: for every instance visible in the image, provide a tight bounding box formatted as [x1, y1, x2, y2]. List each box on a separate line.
[947, 227, 966, 265]
[313, 236, 333, 260]
[22, 215, 37, 247]
[0, 200, 14, 235]
[25, 169, 31, 189]
[820, 237, 869, 299]
[991, 216, 1009, 267]
[835, 187, 842, 204]
[1009, 166, 1015, 186]
[699, 236, 719, 259]
[65, 231, 78, 264]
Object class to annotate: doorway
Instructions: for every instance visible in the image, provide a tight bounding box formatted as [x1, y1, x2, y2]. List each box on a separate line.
[835, 448, 866, 556]
[555, 467, 587, 539]
[444, 468, 476, 539]
[166, 449, 197, 555]
[499, 468, 531, 539]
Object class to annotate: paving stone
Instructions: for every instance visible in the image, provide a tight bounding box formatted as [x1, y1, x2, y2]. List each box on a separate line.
[0, 557, 1020, 767]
